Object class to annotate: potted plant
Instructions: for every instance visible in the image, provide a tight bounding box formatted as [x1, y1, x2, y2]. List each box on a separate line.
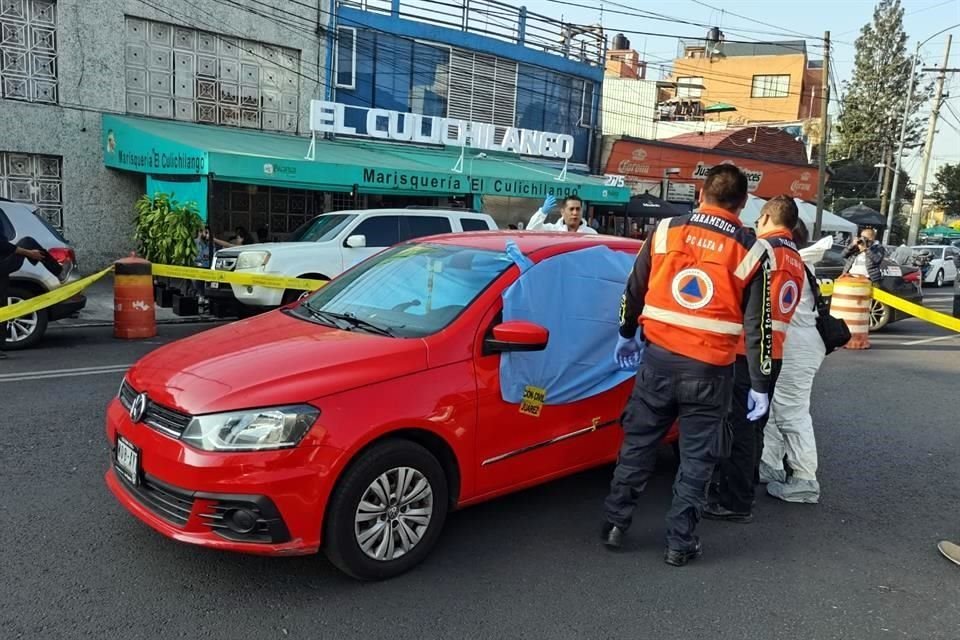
[133, 193, 203, 311]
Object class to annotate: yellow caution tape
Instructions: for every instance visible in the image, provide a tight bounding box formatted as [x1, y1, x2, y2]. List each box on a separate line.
[0, 267, 113, 323]
[872, 288, 960, 333]
[151, 264, 327, 291]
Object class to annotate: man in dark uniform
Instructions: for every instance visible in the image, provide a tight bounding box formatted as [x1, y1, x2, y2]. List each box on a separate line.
[1, 234, 45, 359]
[602, 164, 772, 566]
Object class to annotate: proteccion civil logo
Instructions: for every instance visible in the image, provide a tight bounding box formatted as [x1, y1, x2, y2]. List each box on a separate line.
[671, 269, 715, 310]
[778, 280, 800, 315]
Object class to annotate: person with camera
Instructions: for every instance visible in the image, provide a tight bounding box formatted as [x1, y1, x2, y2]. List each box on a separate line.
[841, 227, 884, 283]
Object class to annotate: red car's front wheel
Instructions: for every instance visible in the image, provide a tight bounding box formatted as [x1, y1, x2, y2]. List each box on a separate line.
[323, 439, 449, 581]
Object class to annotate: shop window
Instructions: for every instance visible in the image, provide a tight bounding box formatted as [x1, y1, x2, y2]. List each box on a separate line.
[0, 0, 58, 103]
[676, 76, 703, 98]
[124, 17, 300, 132]
[214, 183, 321, 240]
[751, 74, 790, 98]
[337, 30, 448, 132]
[335, 26, 356, 89]
[403, 216, 451, 241]
[352, 215, 400, 247]
[448, 49, 516, 140]
[581, 80, 595, 127]
[460, 218, 489, 232]
[0, 151, 63, 229]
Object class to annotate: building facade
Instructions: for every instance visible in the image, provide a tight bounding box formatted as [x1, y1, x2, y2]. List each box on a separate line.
[0, 0, 327, 268]
[2, 0, 621, 268]
[668, 37, 823, 125]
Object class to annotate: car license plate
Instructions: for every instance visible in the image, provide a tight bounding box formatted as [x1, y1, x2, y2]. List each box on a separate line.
[115, 436, 140, 485]
[209, 282, 219, 289]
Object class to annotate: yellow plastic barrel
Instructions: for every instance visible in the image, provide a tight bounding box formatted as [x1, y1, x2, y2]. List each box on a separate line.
[830, 275, 872, 349]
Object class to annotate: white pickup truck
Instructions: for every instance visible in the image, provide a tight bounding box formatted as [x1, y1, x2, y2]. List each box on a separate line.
[209, 208, 498, 309]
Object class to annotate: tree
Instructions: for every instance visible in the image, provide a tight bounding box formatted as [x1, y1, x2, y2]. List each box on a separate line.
[827, 158, 913, 210]
[931, 163, 960, 214]
[834, 0, 930, 166]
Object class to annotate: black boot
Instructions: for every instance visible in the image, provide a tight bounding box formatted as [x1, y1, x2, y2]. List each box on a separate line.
[664, 541, 703, 567]
[703, 503, 753, 523]
[601, 522, 625, 549]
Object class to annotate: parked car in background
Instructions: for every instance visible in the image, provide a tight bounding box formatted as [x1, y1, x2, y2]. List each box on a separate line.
[207, 208, 498, 310]
[910, 245, 958, 287]
[813, 243, 922, 331]
[1, 199, 85, 348]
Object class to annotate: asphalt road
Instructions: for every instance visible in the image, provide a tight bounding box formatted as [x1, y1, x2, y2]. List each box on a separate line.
[2, 293, 959, 640]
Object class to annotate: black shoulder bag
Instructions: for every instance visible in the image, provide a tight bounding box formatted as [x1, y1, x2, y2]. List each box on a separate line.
[803, 265, 851, 355]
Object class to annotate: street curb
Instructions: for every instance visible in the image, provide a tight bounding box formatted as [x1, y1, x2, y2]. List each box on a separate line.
[50, 317, 226, 330]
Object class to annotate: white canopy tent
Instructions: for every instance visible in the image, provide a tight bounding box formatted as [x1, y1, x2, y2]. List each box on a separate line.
[738, 194, 856, 235]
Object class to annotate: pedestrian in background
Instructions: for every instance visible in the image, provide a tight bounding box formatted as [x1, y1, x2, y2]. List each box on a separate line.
[842, 227, 884, 283]
[601, 165, 771, 566]
[707, 196, 806, 523]
[760, 221, 834, 504]
[0, 235, 46, 360]
[527, 195, 597, 234]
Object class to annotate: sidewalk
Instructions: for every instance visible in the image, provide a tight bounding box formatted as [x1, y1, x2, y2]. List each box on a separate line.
[55, 278, 217, 328]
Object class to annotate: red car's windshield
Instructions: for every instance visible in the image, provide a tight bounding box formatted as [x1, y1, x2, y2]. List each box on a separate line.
[297, 243, 513, 338]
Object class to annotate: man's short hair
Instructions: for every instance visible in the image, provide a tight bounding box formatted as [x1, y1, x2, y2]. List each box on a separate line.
[701, 165, 748, 210]
[562, 194, 583, 207]
[761, 195, 800, 230]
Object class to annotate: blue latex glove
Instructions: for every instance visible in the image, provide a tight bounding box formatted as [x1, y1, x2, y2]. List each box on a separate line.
[614, 334, 644, 370]
[746, 389, 770, 421]
[541, 195, 557, 214]
[504, 239, 533, 272]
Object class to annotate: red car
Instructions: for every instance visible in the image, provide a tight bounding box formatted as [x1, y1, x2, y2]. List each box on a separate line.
[106, 233, 678, 580]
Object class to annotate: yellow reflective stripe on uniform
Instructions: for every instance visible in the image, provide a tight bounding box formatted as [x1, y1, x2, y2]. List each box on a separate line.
[643, 305, 744, 335]
[772, 320, 791, 333]
[653, 219, 671, 254]
[734, 241, 768, 280]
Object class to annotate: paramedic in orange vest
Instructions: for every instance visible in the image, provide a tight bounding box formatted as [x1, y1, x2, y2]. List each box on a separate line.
[601, 164, 772, 567]
[707, 196, 806, 523]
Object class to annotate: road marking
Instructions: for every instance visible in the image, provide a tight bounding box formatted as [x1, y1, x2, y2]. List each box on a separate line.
[0, 364, 131, 383]
[901, 334, 960, 346]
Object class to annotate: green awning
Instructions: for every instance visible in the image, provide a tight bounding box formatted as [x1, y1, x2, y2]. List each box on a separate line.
[703, 102, 737, 113]
[102, 115, 628, 204]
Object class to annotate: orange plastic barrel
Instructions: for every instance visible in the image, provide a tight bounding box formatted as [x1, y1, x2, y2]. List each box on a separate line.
[830, 274, 872, 350]
[114, 255, 157, 339]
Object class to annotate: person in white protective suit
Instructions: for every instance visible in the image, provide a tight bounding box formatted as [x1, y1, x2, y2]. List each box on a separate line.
[527, 195, 598, 234]
[759, 222, 834, 504]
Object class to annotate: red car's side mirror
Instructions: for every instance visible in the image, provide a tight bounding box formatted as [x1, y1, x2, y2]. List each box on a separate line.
[485, 321, 549, 354]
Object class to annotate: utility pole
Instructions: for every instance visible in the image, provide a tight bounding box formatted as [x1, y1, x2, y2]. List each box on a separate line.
[814, 31, 830, 239]
[908, 35, 952, 245]
[879, 146, 893, 217]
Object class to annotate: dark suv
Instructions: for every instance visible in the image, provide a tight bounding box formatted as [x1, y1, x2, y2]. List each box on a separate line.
[1, 199, 85, 348]
[814, 244, 922, 331]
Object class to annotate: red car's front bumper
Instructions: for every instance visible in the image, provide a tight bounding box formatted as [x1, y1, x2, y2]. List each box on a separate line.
[105, 399, 346, 556]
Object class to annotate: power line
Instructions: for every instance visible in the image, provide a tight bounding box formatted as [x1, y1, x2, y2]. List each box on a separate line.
[686, 0, 817, 41]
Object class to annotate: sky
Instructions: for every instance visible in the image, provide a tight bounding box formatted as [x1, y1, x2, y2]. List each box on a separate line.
[521, 0, 960, 186]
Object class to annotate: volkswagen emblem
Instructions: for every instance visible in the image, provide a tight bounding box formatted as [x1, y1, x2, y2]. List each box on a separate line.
[129, 393, 148, 423]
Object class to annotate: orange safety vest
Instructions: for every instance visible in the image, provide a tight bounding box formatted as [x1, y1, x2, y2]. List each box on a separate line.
[642, 206, 767, 366]
[735, 230, 806, 360]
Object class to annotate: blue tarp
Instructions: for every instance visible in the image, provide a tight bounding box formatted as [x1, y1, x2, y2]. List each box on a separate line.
[500, 245, 636, 405]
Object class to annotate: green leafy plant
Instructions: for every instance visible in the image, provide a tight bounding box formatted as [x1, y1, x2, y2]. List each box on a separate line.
[134, 193, 203, 266]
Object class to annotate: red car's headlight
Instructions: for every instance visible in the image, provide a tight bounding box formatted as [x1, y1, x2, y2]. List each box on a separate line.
[181, 405, 319, 452]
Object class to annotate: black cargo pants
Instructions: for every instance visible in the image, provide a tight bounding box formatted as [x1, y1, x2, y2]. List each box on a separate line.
[712, 355, 782, 513]
[604, 345, 733, 552]
[0, 237, 41, 350]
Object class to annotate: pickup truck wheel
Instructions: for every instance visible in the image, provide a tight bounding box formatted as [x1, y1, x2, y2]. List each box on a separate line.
[4, 286, 49, 350]
[935, 270, 945, 287]
[324, 439, 448, 581]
